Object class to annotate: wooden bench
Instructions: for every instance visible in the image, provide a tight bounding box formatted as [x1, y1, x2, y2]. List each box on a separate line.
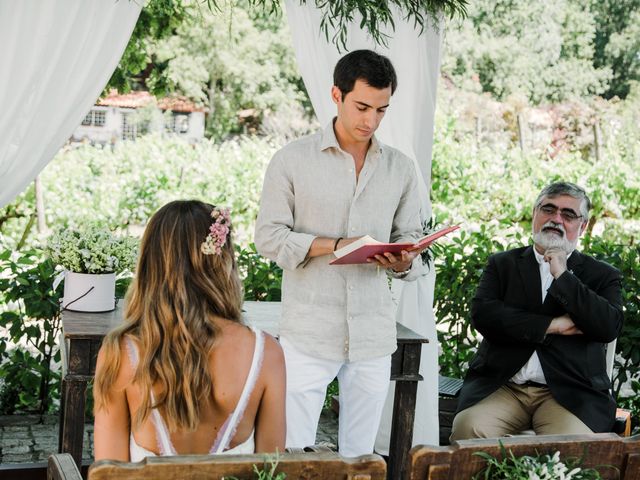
[48, 446, 387, 480]
[406, 433, 640, 480]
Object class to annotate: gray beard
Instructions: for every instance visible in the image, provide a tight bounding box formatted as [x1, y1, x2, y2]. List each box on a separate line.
[532, 230, 578, 254]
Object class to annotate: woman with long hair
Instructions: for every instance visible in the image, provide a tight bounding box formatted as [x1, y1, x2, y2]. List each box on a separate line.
[93, 200, 285, 461]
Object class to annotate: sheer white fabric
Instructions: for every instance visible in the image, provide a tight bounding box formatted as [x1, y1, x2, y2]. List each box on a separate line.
[284, 1, 442, 449]
[0, 0, 142, 208]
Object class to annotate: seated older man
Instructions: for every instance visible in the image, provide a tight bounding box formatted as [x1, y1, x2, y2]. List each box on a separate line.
[451, 181, 623, 440]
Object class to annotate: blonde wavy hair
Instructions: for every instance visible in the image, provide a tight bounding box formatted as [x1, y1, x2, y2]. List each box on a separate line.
[94, 200, 243, 432]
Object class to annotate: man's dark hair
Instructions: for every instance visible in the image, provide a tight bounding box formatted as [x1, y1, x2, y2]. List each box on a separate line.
[333, 49, 397, 98]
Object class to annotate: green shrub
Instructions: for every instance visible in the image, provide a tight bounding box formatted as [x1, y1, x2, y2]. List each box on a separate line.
[237, 243, 282, 301]
[583, 237, 640, 425]
[0, 135, 279, 249]
[0, 249, 61, 414]
[433, 224, 526, 378]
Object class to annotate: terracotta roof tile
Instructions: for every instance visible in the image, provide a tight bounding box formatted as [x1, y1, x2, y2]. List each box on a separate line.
[97, 89, 207, 113]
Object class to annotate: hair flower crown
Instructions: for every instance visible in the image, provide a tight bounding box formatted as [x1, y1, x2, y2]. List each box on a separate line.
[201, 206, 231, 255]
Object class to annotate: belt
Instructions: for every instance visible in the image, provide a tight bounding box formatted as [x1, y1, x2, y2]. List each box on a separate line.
[522, 380, 548, 388]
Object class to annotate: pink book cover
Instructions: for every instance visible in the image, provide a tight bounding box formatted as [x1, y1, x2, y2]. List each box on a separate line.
[329, 225, 460, 265]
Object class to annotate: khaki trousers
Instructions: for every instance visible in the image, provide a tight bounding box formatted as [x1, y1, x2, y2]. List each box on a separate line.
[450, 382, 592, 441]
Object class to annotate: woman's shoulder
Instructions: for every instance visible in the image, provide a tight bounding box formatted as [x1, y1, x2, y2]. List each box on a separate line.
[259, 332, 285, 372]
[212, 320, 284, 371]
[96, 335, 136, 388]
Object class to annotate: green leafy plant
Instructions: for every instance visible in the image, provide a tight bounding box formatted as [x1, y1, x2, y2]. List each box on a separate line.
[237, 243, 282, 301]
[324, 378, 339, 410]
[583, 237, 640, 430]
[46, 223, 138, 274]
[473, 442, 604, 480]
[225, 453, 286, 480]
[432, 225, 525, 378]
[297, 0, 468, 52]
[420, 217, 438, 268]
[0, 249, 62, 415]
[111, 0, 468, 97]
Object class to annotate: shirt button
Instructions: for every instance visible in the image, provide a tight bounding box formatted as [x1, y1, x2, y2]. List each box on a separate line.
[349, 316, 353, 320]
[351, 227, 355, 232]
[349, 285, 354, 290]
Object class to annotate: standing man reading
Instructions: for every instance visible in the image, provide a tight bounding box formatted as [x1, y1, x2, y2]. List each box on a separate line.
[451, 181, 623, 440]
[254, 49, 426, 456]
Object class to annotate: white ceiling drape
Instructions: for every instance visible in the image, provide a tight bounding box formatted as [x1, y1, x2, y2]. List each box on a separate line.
[0, 0, 142, 208]
[285, 2, 443, 449]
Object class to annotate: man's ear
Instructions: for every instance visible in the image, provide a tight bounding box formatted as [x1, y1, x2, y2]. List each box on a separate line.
[331, 85, 342, 105]
[579, 220, 588, 236]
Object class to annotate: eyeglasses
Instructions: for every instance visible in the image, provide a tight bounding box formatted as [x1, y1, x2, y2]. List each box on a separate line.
[537, 203, 583, 223]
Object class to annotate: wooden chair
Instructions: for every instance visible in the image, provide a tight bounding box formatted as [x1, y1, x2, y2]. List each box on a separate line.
[48, 446, 386, 480]
[406, 433, 640, 480]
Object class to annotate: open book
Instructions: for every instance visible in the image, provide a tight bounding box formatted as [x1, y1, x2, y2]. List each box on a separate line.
[330, 225, 460, 265]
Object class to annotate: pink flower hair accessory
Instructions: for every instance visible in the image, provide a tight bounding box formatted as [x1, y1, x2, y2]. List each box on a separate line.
[201, 206, 231, 256]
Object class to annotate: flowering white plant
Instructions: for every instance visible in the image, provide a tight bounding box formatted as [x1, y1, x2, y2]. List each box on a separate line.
[46, 224, 138, 274]
[473, 444, 603, 480]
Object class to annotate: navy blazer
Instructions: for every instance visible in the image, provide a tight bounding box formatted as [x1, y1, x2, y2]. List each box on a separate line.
[456, 245, 624, 432]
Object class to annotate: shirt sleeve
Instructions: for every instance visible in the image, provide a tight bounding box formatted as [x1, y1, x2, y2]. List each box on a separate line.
[388, 156, 426, 282]
[254, 152, 316, 271]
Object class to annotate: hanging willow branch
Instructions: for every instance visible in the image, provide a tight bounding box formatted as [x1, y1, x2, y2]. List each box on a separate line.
[206, 0, 468, 50]
[108, 0, 467, 92]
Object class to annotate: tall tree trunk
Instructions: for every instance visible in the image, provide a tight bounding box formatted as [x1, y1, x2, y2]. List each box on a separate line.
[517, 113, 526, 154]
[474, 116, 481, 155]
[206, 79, 217, 135]
[593, 121, 603, 162]
[38, 347, 52, 415]
[34, 176, 47, 233]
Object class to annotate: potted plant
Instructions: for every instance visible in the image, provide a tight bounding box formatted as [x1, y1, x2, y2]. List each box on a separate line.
[46, 223, 138, 312]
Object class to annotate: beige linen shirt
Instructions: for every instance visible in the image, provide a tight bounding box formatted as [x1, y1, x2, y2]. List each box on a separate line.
[254, 120, 424, 362]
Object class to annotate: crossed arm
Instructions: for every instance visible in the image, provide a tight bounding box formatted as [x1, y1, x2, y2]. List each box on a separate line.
[472, 252, 623, 345]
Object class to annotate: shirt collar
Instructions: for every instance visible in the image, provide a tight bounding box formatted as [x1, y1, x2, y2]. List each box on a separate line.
[320, 118, 383, 157]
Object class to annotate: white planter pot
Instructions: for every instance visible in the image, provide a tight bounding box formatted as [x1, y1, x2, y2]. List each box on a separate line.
[62, 271, 116, 312]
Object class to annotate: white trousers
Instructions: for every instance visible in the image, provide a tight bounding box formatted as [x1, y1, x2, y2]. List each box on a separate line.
[280, 336, 391, 457]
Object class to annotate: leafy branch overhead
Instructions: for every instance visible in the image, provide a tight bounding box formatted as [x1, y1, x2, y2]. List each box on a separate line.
[210, 1, 467, 49]
[108, 0, 467, 92]
[287, 0, 464, 50]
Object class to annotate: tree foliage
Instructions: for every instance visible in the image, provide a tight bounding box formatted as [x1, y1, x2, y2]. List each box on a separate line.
[442, 0, 613, 104]
[107, 0, 191, 93]
[107, 0, 468, 95]
[146, 2, 311, 139]
[205, 0, 468, 51]
[591, 0, 640, 99]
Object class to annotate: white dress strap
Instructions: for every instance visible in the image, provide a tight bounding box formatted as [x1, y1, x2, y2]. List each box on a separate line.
[213, 327, 264, 454]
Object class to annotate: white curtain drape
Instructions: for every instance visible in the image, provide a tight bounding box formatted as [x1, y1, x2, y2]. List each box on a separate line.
[285, 2, 443, 450]
[0, 0, 142, 208]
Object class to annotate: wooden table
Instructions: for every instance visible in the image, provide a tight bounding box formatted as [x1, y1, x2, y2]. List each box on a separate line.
[59, 301, 428, 479]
